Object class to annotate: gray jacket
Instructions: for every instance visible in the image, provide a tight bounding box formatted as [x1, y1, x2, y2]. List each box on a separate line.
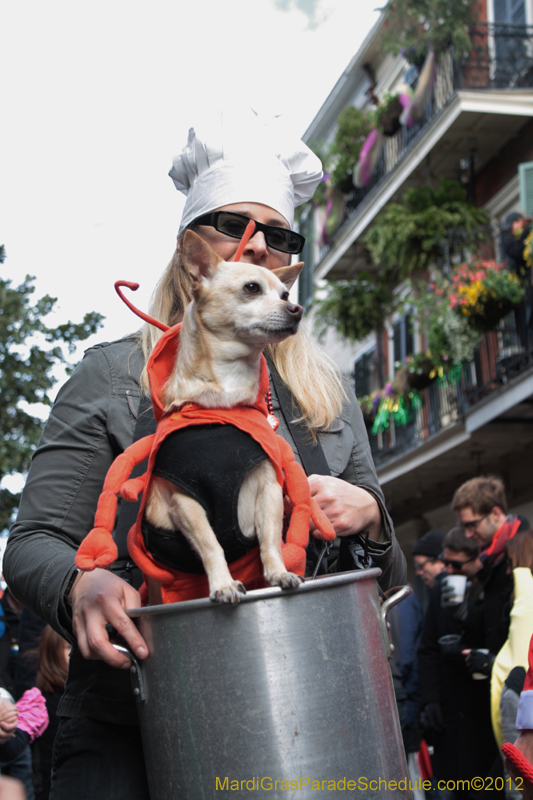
[6, 336, 406, 643]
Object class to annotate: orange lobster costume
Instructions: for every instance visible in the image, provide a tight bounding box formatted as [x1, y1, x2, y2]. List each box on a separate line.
[76, 318, 336, 605]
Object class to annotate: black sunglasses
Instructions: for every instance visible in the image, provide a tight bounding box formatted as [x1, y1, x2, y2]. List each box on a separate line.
[191, 211, 305, 255]
[460, 513, 489, 531]
[439, 554, 477, 570]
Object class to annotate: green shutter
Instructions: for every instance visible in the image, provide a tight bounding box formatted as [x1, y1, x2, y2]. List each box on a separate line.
[519, 161, 533, 216]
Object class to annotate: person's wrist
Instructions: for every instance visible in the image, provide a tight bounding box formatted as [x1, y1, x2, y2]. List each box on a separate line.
[63, 568, 87, 612]
[364, 498, 382, 541]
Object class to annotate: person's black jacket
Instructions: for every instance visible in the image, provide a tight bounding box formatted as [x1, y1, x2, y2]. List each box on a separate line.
[418, 573, 502, 783]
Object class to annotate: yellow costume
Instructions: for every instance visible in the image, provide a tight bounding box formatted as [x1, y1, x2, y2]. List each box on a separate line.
[491, 567, 533, 746]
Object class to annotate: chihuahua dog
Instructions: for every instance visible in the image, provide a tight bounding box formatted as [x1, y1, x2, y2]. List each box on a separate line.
[142, 230, 305, 603]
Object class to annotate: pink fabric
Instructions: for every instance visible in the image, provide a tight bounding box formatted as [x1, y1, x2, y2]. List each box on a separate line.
[400, 49, 436, 128]
[355, 129, 381, 187]
[16, 688, 49, 742]
[525, 633, 533, 692]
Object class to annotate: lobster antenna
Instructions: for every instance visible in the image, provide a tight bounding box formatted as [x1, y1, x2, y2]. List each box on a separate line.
[114, 222, 255, 330]
[114, 281, 170, 332]
[233, 219, 256, 262]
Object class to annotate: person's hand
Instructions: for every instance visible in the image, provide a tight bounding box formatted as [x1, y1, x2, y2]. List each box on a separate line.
[70, 568, 148, 669]
[0, 776, 27, 800]
[0, 700, 18, 744]
[441, 576, 470, 622]
[0, 700, 18, 727]
[505, 730, 533, 799]
[420, 702, 445, 733]
[463, 649, 495, 677]
[307, 476, 381, 541]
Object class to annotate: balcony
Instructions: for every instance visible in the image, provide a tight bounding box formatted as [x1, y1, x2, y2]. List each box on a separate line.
[313, 23, 533, 276]
[369, 303, 533, 470]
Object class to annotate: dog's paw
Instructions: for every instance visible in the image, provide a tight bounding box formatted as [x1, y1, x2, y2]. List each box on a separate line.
[210, 581, 246, 604]
[267, 571, 304, 590]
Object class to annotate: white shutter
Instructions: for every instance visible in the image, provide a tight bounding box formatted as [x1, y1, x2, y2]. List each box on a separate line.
[493, 0, 508, 22]
[511, 0, 526, 23]
[519, 161, 533, 216]
[493, 0, 526, 22]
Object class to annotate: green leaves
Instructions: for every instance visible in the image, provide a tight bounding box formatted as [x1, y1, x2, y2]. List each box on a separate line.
[312, 273, 395, 343]
[380, 0, 477, 61]
[0, 264, 104, 529]
[328, 106, 375, 191]
[364, 180, 489, 282]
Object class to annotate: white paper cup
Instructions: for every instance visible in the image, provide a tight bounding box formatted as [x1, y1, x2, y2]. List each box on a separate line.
[444, 574, 467, 604]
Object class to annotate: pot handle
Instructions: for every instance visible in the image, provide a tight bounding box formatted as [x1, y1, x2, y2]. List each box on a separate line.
[379, 585, 412, 660]
[112, 644, 146, 702]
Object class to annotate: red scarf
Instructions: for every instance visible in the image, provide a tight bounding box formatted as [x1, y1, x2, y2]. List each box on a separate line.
[481, 515, 520, 566]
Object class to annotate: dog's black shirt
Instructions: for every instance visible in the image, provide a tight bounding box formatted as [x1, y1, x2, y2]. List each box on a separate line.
[141, 423, 268, 573]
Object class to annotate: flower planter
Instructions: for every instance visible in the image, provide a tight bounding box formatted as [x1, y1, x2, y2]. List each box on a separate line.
[395, 362, 436, 393]
[377, 98, 404, 137]
[467, 298, 517, 332]
[407, 369, 437, 391]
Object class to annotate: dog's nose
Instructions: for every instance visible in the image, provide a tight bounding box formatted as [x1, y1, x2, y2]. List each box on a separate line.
[286, 303, 303, 321]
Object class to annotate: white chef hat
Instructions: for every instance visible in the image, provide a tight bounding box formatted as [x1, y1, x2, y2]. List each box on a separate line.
[169, 106, 323, 233]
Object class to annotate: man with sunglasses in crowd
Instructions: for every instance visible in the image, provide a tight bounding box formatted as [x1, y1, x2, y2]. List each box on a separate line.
[452, 476, 524, 681]
[418, 527, 506, 794]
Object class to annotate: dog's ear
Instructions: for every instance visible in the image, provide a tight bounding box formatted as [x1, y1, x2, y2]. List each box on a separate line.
[271, 262, 303, 291]
[182, 230, 223, 285]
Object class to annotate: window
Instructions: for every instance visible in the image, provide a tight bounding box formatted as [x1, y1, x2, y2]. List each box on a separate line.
[354, 348, 376, 397]
[494, 0, 525, 24]
[393, 313, 414, 367]
[493, 0, 528, 86]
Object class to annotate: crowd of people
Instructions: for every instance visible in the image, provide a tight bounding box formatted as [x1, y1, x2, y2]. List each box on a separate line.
[0, 585, 69, 800]
[391, 475, 533, 799]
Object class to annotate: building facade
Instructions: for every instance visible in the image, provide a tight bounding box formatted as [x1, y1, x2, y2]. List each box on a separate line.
[301, 0, 533, 551]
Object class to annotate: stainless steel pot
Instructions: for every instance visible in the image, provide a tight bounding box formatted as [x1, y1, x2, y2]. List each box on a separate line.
[125, 569, 411, 800]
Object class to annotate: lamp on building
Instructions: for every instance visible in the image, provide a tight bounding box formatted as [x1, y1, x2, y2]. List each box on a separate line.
[457, 138, 478, 203]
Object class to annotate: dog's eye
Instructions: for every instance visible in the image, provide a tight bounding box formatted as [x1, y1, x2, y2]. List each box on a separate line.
[244, 283, 261, 295]
[281, 291, 289, 301]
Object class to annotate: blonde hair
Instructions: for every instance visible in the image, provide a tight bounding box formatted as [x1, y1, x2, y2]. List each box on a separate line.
[140, 242, 346, 437]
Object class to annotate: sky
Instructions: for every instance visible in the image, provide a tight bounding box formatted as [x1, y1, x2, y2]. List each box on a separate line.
[1, 0, 381, 378]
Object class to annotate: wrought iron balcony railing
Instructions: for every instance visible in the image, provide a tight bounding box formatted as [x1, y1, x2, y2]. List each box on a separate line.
[314, 22, 533, 268]
[367, 303, 533, 467]
[459, 22, 533, 90]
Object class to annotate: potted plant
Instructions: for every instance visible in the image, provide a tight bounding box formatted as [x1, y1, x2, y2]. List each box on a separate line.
[328, 106, 375, 192]
[395, 352, 438, 391]
[404, 276, 482, 370]
[312, 273, 395, 344]
[448, 259, 525, 332]
[364, 180, 489, 284]
[379, 0, 477, 62]
[375, 92, 406, 137]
